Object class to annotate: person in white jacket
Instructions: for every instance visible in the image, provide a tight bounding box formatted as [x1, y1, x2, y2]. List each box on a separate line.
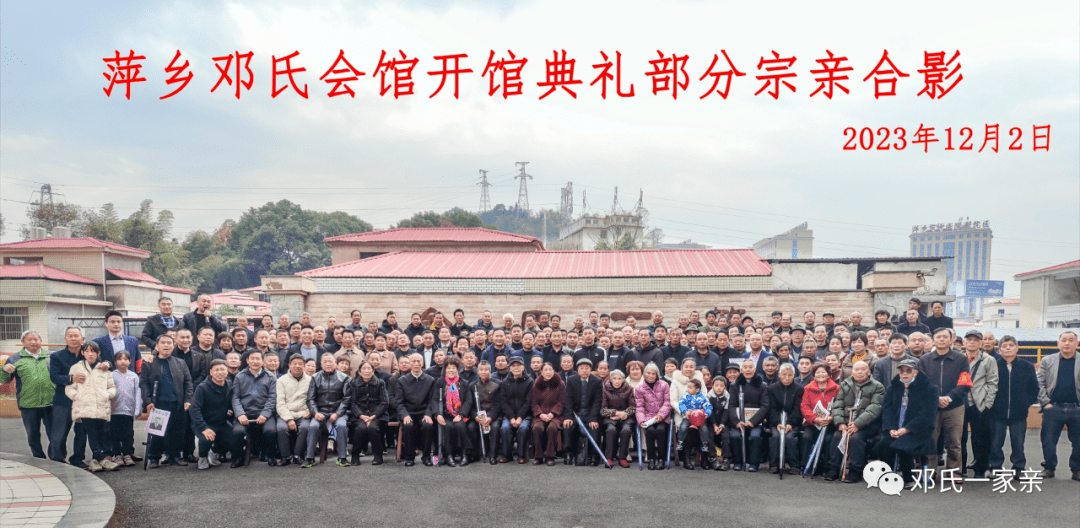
[66, 342, 117, 472]
[275, 354, 312, 466]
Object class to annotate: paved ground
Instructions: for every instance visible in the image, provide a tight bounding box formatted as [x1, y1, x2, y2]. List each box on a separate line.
[0, 452, 115, 528]
[2, 417, 1077, 527]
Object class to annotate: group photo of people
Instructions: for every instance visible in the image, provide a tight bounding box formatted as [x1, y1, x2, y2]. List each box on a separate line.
[3, 299, 1079, 487]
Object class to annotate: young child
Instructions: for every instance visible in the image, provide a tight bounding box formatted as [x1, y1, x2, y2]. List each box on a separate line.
[109, 351, 143, 466]
[66, 342, 118, 472]
[676, 379, 713, 469]
[708, 377, 732, 471]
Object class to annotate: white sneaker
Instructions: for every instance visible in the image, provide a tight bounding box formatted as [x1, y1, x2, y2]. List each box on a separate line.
[88, 460, 103, 472]
[100, 459, 120, 471]
[207, 452, 221, 467]
[197, 457, 210, 470]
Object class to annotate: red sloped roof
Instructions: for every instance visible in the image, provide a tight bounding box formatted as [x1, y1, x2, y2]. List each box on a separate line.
[1014, 260, 1080, 278]
[325, 227, 540, 245]
[105, 268, 161, 284]
[162, 285, 195, 295]
[299, 249, 771, 279]
[0, 237, 151, 256]
[0, 263, 100, 285]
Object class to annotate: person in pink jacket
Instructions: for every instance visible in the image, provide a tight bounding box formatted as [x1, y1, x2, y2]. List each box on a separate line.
[634, 363, 671, 470]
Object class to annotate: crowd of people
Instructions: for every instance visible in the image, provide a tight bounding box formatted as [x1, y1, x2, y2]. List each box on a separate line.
[3, 295, 1078, 486]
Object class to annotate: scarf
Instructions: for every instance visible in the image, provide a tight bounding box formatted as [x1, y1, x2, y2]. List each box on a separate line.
[445, 375, 461, 417]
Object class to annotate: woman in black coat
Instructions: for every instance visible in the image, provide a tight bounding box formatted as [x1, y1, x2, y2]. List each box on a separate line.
[348, 361, 389, 466]
[874, 360, 938, 486]
[431, 357, 475, 466]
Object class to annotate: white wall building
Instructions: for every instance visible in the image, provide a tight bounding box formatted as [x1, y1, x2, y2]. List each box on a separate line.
[754, 223, 813, 259]
[1015, 260, 1080, 328]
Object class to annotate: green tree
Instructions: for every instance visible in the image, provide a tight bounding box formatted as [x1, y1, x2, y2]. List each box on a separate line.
[394, 208, 488, 228]
[229, 200, 372, 281]
[81, 203, 123, 242]
[20, 202, 82, 239]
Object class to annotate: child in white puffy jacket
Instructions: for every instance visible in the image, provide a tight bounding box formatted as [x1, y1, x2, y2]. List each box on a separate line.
[66, 342, 117, 472]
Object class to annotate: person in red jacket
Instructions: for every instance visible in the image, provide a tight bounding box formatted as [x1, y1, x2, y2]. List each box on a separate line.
[800, 363, 839, 475]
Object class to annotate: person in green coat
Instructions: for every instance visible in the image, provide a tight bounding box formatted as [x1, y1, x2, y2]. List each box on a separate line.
[1, 330, 55, 458]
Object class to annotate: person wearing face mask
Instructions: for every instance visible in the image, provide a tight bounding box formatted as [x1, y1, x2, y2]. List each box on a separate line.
[873, 358, 938, 489]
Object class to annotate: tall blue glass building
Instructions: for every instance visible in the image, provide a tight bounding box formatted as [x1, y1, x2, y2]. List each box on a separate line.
[909, 218, 993, 320]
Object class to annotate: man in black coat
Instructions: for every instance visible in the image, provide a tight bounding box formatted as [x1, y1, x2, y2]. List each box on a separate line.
[496, 356, 532, 463]
[140, 335, 194, 468]
[141, 297, 182, 349]
[685, 333, 723, 378]
[873, 359, 939, 486]
[183, 295, 228, 340]
[766, 364, 804, 474]
[562, 358, 603, 466]
[395, 353, 436, 466]
[572, 328, 605, 370]
[729, 359, 770, 471]
[989, 336, 1039, 473]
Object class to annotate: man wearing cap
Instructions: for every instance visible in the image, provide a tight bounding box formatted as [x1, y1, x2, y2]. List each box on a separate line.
[822, 312, 836, 336]
[497, 356, 533, 464]
[824, 361, 885, 483]
[917, 327, 971, 478]
[563, 358, 603, 466]
[789, 326, 806, 357]
[1036, 330, 1080, 481]
[961, 329, 998, 479]
[874, 358, 939, 488]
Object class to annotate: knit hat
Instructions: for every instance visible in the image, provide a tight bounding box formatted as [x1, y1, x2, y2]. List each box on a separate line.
[508, 356, 524, 365]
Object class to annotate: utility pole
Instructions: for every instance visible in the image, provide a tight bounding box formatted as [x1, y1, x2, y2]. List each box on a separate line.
[33, 184, 55, 207]
[560, 182, 574, 225]
[514, 161, 531, 216]
[611, 186, 620, 214]
[542, 211, 547, 247]
[477, 170, 491, 214]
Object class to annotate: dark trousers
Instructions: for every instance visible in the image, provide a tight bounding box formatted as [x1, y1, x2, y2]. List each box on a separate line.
[604, 420, 632, 461]
[275, 417, 306, 459]
[110, 415, 135, 457]
[196, 422, 239, 459]
[82, 418, 109, 461]
[351, 420, 384, 457]
[181, 409, 196, 458]
[20, 406, 53, 459]
[828, 429, 872, 476]
[712, 427, 732, 460]
[730, 425, 763, 465]
[230, 418, 276, 460]
[49, 404, 87, 464]
[989, 417, 1027, 471]
[643, 422, 668, 461]
[1041, 403, 1080, 472]
[438, 419, 469, 457]
[532, 420, 560, 459]
[500, 417, 531, 459]
[467, 420, 497, 459]
[769, 427, 801, 468]
[401, 413, 433, 460]
[962, 406, 992, 474]
[801, 425, 835, 474]
[874, 436, 916, 482]
[146, 401, 183, 460]
[565, 421, 599, 462]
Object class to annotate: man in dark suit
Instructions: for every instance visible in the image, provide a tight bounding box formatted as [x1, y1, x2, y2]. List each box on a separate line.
[563, 358, 603, 466]
[183, 295, 227, 340]
[141, 297, 182, 350]
[94, 310, 138, 372]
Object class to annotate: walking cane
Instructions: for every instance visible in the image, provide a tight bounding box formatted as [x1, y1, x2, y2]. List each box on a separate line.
[779, 410, 787, 480]
[636, 423, 644, 470]
[665, 413, 674, 469]
[803, 421, 828, 478]
[143, 381, 158, 471]
[434, 389, 443, 467]
[473, 384, 486, 460]
[738, 391, 747, 470]
[840, 389, 863, 482]
[574, 412, 612, 469]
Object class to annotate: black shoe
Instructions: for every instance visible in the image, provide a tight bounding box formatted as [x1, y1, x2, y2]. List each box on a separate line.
[533, 458, 544, 465]
[267, 458, 278, 467]
[404, 459, 415, 467]
[422, 458, 434, 467]
[489, 457, 498, 465]
[718, 460, 730, 471]
[769, 464, 780, 474]
[183, 454, 199, 464]
[459, 457, 470, 467]
[497, 456, 509, 464]
[1072, 471, 1080, 482]
[130, 454, 143, 462]
[518, 458, 527, 464]
[747, 464, 758, 472]
[371, 455, 383, 466]
[564, 454, 573, 466]
[824, 472, 838, 481]
[648, 460, 656, 470]
[259, 454, 268, 462]
[842, 474, 861, 484]
[351, 455, 361, 466]
[148, 460, 160, 469]
[71, 461, 89, 469]
[279, 457, 292, 467]
[592, 457, 601, 467]
[167, 457, 188, 467]
[230, 460, 244, 468]
[546, 458, 556, 466]
[445, 458, 457, 467]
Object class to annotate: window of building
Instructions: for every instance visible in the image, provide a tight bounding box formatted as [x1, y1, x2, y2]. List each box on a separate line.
[0, 307, 30, 341]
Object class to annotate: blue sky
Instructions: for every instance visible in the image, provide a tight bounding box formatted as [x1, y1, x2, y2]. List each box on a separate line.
[1, 0, 1077, 295]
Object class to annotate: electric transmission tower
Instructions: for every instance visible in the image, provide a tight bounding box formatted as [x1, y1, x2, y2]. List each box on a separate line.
[477, 170, 492, 214]
[514, 161, 531, 216]
[33, 184, 55, 207]
[611, 186, 621, 214]
[560, 182, 574, 225]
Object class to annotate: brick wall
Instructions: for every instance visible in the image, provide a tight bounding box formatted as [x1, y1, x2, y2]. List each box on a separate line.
[300, 290, 873, 325]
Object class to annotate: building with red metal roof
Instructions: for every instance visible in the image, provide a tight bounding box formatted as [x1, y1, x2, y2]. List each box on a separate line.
[325, 227, 544, 265]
